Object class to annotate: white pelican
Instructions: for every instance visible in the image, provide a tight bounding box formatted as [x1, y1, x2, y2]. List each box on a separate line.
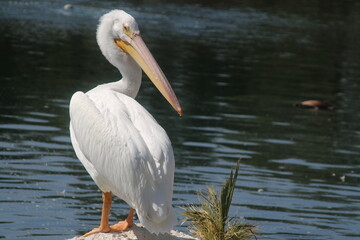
[69, 10, 182, 237]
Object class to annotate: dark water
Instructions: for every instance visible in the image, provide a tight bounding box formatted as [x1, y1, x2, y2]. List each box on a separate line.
[1, 0, 360, 239]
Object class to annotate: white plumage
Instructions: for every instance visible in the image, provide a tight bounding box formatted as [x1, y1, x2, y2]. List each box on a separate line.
[69, 10, 181, 236]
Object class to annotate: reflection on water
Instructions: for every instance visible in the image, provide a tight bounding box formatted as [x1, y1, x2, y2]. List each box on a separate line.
[1, 0, 360, 239]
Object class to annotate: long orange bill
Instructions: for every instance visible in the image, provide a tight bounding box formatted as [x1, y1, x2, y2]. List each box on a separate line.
[115, 35, 182, 116]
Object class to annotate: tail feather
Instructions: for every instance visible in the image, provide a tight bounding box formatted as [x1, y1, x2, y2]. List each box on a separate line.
[137, 207, 177, 234]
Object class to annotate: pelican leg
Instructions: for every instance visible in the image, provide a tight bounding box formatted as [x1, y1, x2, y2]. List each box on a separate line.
[110, 208, 135, 231]
[82, 192, 112, 237]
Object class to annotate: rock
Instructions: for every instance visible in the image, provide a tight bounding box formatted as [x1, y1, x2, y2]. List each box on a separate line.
[67, 223, 198, 240]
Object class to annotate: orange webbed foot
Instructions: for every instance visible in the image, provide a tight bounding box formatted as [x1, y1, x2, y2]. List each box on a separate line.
[110, 208, 135, 232]
[109, 220, 132, 232]
[82, 225, 111, 237]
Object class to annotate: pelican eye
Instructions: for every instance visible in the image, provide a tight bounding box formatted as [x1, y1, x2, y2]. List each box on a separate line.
[123, 24, 131, 37]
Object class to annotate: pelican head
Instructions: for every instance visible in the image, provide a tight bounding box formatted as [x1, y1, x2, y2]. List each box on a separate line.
[96, 10, 182, 116]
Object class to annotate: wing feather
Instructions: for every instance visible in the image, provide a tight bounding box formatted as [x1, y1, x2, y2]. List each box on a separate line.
[69, 89, 175, 224]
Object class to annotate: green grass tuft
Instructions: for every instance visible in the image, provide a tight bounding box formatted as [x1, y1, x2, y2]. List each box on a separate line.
[182, 160, 257, 240]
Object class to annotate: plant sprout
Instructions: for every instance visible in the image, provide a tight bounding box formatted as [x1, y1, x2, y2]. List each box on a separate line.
[182, 160, 257, 240]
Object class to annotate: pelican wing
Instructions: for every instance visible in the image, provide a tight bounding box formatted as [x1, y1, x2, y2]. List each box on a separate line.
[69, 89, 175, 226]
